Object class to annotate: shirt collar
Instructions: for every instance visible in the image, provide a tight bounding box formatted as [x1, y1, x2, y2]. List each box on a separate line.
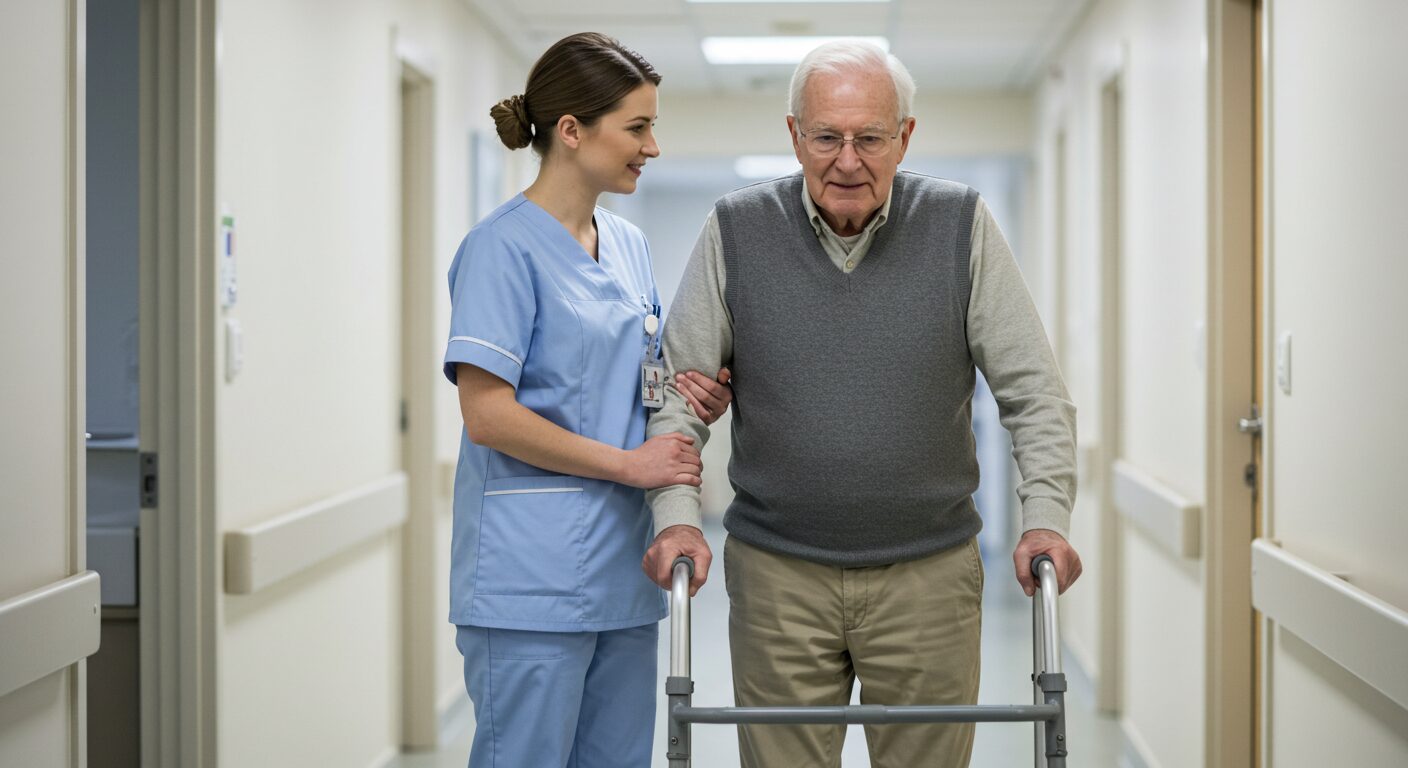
[801, 177, 894, 239]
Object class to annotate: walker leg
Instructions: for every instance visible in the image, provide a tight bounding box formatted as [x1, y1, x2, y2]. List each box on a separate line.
[1033, 588, 1046, 767]
[666, 676, 693, 767]
[1037, 672, 1068, 766]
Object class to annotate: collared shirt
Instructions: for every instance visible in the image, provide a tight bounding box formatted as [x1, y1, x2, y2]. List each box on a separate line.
[800, 178, 894, 268]
[646, 174, 1076, 541]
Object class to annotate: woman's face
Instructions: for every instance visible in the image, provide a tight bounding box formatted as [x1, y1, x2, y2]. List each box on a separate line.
[576, 83, 661, 195]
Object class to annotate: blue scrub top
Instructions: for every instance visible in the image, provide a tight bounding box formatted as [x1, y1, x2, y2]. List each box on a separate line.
[442, 194, 667, 632]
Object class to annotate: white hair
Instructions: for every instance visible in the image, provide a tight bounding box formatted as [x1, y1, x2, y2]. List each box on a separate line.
[788, 40, 916, 128]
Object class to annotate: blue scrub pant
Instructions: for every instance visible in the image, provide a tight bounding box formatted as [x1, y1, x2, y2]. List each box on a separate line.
[456, 623, 658, 768]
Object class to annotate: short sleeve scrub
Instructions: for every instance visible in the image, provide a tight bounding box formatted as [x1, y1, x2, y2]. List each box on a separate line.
[443, 195, 666, 767]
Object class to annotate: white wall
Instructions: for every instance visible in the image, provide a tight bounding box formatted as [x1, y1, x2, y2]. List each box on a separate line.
[657, 90, 1034, 159]
[1034, 0, 1210, 765]
[1264, 0, 1408, 764]
[0, 1, 82, 766]
[213, 0, 524, 764]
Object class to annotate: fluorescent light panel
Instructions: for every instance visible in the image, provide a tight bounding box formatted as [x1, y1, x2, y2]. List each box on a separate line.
[702, 36, 889, 65]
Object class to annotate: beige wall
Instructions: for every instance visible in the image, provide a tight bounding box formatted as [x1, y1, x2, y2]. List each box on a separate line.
[1034, 0, 1210, 764]
[213, 0, 524, 764]
[0, 1, 83, 766]
[1264, 0, 1408, 764]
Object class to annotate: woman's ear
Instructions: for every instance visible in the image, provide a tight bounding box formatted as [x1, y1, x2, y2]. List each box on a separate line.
[556, 114, 581, 150]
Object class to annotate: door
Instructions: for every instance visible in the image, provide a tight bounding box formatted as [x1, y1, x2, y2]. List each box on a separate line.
[0, 1, 101, 766]
[1204, 1, 1258, 765]
[1256, 1, 1408, 765]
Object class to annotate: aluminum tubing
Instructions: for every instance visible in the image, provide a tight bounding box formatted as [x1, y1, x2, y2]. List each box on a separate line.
[670, 558, 692, 678]
[1037, 559, 1063, 675]
[674, 704, 1062, 725]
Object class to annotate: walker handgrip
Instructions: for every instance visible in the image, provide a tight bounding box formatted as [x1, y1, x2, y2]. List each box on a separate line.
[666, 554, 695, 767]
[1030, 553, 1062, 679]
[669, 556, 693, 679]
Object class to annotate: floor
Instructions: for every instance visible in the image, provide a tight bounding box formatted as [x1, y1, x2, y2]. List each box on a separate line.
[391, 521, 1124, 767]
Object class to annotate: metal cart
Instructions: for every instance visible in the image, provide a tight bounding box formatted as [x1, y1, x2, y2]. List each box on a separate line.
[663, 554, 1069, 767]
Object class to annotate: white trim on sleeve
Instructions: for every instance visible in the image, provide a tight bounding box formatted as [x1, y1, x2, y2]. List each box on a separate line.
[484, 487, 584, 497]
[448, 335, 524, 367]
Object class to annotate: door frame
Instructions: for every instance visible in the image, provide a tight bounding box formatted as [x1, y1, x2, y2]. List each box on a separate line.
[1203, 0, 1259, 765]
[393, 32, 440, 750]
[138, 0, 219, 764]
[71, 0, 91, 760]
[1255, 1, 1277, 764]
[1095, 71, 1124, 715]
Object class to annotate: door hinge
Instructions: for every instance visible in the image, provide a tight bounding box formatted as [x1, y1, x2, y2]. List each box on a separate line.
[400, 399, 409, 434]
[140, 452, 158, 507]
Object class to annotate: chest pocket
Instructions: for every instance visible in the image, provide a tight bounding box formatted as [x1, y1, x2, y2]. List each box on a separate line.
[475, 476, 584, 597]
[567, 297, 648, 441]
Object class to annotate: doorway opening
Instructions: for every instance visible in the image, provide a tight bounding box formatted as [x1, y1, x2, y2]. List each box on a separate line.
[84, 1, 143, 764]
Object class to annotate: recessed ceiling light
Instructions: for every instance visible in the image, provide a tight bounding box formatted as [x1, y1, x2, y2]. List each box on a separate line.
[701, 36, 889, 65]
[689, 0, 888, 3]
[734, 155, 802, 179]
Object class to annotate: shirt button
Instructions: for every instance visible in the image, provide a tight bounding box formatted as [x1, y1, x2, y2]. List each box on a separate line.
[845, 260, 855, 270]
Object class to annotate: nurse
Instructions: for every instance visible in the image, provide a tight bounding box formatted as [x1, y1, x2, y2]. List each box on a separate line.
[442, 33, 731, 768]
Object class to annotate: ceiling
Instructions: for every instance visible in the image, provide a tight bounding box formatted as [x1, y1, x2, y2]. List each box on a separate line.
[464, 0, 1093, 94]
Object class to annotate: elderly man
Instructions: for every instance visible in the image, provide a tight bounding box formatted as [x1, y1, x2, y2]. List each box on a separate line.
[641, 41, 1080, 767]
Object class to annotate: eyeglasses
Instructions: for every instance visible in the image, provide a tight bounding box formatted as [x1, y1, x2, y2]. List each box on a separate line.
[797, 128, 900, 158]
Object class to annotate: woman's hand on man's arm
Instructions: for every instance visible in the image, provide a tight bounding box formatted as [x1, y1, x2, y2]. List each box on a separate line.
[457, 363, 701, 489]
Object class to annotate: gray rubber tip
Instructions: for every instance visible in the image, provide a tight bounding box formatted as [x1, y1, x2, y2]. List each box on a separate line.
[672, 556, 695, 579]
[1031, 554, 1055, 578]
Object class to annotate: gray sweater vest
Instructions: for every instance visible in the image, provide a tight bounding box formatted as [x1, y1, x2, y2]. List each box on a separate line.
[716, 171, 982, 566]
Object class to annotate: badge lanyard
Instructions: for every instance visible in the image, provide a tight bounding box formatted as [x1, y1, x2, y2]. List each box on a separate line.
[640, 298, 665, 409]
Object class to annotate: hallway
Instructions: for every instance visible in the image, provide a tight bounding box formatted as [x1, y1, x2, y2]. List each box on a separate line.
[4, 1, 1408, 766]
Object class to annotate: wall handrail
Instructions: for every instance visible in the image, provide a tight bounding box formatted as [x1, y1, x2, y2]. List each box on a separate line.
[1251, 538, 1408, 712]
[224, 472, 408, 595]
[1111, 459, 1202, 559]
[0, 571, 101, 698]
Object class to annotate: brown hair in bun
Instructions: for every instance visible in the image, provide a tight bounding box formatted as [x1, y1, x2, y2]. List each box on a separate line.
[490, 94, 533, 150]
[490, 32, 660, 155]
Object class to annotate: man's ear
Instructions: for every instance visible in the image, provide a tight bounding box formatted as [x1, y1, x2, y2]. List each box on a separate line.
[895, 116, 917, 163]
[787, 114, 803, 162]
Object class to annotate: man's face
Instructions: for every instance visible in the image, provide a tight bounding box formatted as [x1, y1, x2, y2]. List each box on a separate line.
[788, 69, 915, 236]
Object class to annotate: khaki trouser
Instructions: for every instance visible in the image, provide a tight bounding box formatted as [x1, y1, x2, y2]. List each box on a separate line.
[724, 535, 984, 768]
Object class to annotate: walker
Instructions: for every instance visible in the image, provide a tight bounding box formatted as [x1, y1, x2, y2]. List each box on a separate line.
[663, 554, 1070, 767]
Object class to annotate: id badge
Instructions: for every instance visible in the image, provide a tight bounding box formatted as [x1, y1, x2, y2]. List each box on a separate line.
[641, 362, 666, 409]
